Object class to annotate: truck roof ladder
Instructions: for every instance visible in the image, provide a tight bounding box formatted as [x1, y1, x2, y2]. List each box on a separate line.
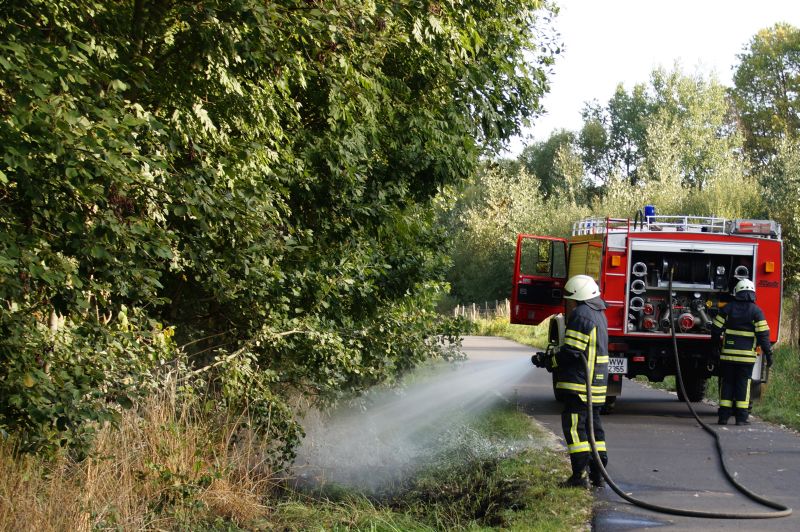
[571, 215, 780, 239]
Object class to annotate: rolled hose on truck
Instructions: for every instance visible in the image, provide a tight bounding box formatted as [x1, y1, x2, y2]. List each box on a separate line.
[581, 268, 792, 519]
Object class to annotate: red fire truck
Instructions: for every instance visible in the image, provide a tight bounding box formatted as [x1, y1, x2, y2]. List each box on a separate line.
[511, 214, 782, 411]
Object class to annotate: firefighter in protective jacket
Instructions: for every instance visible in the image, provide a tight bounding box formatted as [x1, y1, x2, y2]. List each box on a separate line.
[554, 274, 609, 488]
[711, 279, 773, 426]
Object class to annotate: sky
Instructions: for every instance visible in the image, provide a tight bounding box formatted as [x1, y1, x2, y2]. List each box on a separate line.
[505, 0, 800, 155]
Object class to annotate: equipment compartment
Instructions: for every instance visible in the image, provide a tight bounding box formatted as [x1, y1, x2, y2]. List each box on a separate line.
[626, 242, 755, 334]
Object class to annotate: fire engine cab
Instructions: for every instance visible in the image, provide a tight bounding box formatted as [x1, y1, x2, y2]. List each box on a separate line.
[511, 213, 782, 411]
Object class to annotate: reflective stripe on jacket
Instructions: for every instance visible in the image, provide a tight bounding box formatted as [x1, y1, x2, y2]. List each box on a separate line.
[555, 298, 609, 403]
[711, 298, 771, 364]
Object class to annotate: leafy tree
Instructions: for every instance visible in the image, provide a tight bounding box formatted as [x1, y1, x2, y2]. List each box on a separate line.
[449, 67, 764, 305]
[552, 142, 587, 205]
[0, 0, 557, 454]
[578, 83, 649, 186]
[577, 68, 742, 191]
[449, 169, 542, 303]
[764, 139, 800, 286]
[732, 23, 800, 167]
[577, 108, 611, 185]
[644, 67, 744, 191]
[606, 84, 650, 184]
[517, 129, 575, 197]
[448, 164, 590, 304]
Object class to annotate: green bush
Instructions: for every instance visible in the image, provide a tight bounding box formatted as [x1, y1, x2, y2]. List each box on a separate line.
[0, 308, 173, 454]
[0, 0, 555, 454]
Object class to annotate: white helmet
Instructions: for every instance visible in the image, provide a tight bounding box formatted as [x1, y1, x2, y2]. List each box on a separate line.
[563, 275, 601, 301]
[734, 279, 755, 295]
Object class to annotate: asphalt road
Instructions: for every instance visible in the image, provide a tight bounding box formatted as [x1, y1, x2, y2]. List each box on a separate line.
[461, 335, 800, 531]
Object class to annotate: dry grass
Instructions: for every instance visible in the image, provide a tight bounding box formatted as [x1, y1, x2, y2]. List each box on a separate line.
[0, 389, 592, 531]
[0, 389, 275, 531]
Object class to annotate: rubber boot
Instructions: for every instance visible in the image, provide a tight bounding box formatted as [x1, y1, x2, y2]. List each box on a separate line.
[589, 452, 608, 488]
[562, 453, 590, 488]
[559, 474, 590, 489]
[718, 404, 732, 426]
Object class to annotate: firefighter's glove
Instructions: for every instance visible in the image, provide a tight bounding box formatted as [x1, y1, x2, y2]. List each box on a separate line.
[531, 352, 548, 368]
[765, 350, 774, 368]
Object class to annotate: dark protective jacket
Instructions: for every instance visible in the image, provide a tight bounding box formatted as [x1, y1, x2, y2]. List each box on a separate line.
[711, 292, 771, 364]
[553, 297, 609, 403]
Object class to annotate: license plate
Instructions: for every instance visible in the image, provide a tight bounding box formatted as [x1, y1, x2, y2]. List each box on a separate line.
[608, 357, 628, 374]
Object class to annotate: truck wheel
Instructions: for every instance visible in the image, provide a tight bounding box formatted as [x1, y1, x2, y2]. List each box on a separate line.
[601, 396, 616, 415]
[552, 372, 567, 402]
[677, 372, 707, 402]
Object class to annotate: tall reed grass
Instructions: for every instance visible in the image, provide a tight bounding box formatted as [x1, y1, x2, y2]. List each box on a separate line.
[0, 387, 273, 531]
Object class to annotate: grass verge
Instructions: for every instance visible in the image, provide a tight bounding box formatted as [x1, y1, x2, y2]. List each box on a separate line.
[271, 402, 591, 531]
[753, 345, 800, 431]
[1, 391, 591, 530]
[471, 316, 549, 349]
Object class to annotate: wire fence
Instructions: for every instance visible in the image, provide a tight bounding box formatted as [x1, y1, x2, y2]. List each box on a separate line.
[452, 299, 510, 321]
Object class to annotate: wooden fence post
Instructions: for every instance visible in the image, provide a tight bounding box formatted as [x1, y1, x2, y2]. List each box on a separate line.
[796, 292, 800, 348]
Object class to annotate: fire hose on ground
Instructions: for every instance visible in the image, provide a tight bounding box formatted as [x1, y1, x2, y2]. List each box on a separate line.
[581, 268, 792, 519]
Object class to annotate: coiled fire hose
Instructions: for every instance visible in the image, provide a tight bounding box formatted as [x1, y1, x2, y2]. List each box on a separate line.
[582, 268, 792, 519]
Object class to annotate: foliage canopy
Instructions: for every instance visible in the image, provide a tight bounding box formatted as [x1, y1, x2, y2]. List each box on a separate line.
[732, 23, 800, 168]
[0, 0, 557, 453]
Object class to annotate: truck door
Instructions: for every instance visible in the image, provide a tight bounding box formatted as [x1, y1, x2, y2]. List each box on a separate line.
[511, 234, 568, 325]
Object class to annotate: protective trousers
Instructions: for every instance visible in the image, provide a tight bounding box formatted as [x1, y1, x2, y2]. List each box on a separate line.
[718, 362, 754, 422]
[561, 395, 607, 479]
